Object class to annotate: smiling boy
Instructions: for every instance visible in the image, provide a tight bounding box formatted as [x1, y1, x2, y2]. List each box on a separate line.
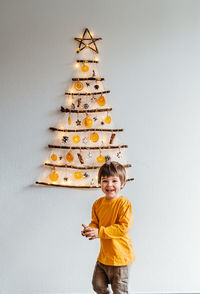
[81, 161, 136, 294]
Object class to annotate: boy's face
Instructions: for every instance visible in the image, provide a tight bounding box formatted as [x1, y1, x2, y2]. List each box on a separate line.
[101, 176, 124, 200]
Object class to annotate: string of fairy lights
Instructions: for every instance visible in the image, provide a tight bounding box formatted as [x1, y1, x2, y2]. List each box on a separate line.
[36, 28, 134, 188]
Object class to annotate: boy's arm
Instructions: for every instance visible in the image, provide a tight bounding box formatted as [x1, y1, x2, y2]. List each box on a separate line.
[98, 202, 133, 239]
[88, 203, 99, 229]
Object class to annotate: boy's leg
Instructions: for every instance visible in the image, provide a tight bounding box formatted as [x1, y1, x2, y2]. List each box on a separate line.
[109, 266, 129, 294]
[92, 261, 110, 294]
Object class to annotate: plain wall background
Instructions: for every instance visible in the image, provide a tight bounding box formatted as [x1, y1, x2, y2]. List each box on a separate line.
[0, 0, 200, 293]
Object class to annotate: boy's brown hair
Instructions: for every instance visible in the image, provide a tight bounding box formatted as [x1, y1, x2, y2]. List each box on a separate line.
[98, 161, 126, 185]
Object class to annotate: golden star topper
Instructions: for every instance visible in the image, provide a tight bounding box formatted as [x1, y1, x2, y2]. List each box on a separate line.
[74, 28, 102, 54]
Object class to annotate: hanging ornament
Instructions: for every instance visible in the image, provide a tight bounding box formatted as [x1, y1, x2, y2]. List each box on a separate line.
[82, 137, 88, 144]
[73, 135, 80, 143]
[51, 154, 57, 161]
[86, 82, 90, 87]
[88, 151, 92, 158]
[105, 155, 111, 163]
[84, 172, 90, 178]
[92, 70, 96, 77]
[117, 151, 121, 158]
[76, 119, 81, 126]
[109, 133, 116, 144]
[66, 151, 74, 162]
[74, 171, 83, 179]
[83, 117, 93, 128]
[97, 154, 105, 164]
[77, 98, 82, 107]
[91, 96, 96, 102]
[84, 103, 89, 109]
[64, 177, 68, 181]
[81, 64, 89, 72]
[71, 103, 75, 110]
[49, 172, 59, 182]
[94, 84, 99, 90]
[68, 116, 71, 125]
[101, 121, 105, 125]
[90, 132, 99, 142]
[90, 178, 95, 186]
[77, 153, 84, 164]
[97, 95, 106, 106]
[105, 115, 111, 124]
[93, 117, 98, 121]
[74, 81, 83, 91]
[62, 136, 69, 143]
[59, 156, 63, 160]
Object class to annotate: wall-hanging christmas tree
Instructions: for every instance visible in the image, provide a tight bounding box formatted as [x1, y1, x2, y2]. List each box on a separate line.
[36, 28, 134, 188]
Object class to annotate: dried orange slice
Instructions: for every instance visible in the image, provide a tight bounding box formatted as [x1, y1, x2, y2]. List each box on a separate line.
[74, 171, 83, 179]
[105, 115, 111, 124]
[66, 152, 74, 162]
[68, 116, 71, 125]
[51, 154, 57, 161]
[74, 81, 83, 91]
[49, 172, 59, 181]
[83, 117, 93, 128]
[73, 135, 80, 143]
[97, 155, 105, 163]
[90, 132, 99, 142]
[81, 64, 89, 72]
[97, 95, 106, 106]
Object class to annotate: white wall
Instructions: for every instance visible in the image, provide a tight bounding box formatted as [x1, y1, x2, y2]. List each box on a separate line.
[0, 0, 200, 293]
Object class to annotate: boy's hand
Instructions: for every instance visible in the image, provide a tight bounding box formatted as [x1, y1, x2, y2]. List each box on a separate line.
[81, 224, 98, 240]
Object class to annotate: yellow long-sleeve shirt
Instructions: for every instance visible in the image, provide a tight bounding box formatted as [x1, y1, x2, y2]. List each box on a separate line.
[89, 195, 136, 266]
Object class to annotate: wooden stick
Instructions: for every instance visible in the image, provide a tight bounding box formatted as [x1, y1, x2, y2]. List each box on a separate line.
[109, 133, 116, 144]
[36, 178, 134, 188]
[49, 127, 124, 132]
[72, 77, 104, 81]
[48, 144, 128, 150]
[77, 153, 84, 164]
[65, 90, 110, 96]
[77, 98, 82, 107]
[60, 106, 112, 113]
[44, 163, 132, 170]
[76, 60, 99, 63]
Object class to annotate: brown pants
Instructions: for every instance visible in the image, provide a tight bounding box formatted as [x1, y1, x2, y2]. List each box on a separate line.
[92, 261, 129, 294]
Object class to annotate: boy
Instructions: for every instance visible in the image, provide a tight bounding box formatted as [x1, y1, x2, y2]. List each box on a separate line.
[81, 161, 136, 294]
